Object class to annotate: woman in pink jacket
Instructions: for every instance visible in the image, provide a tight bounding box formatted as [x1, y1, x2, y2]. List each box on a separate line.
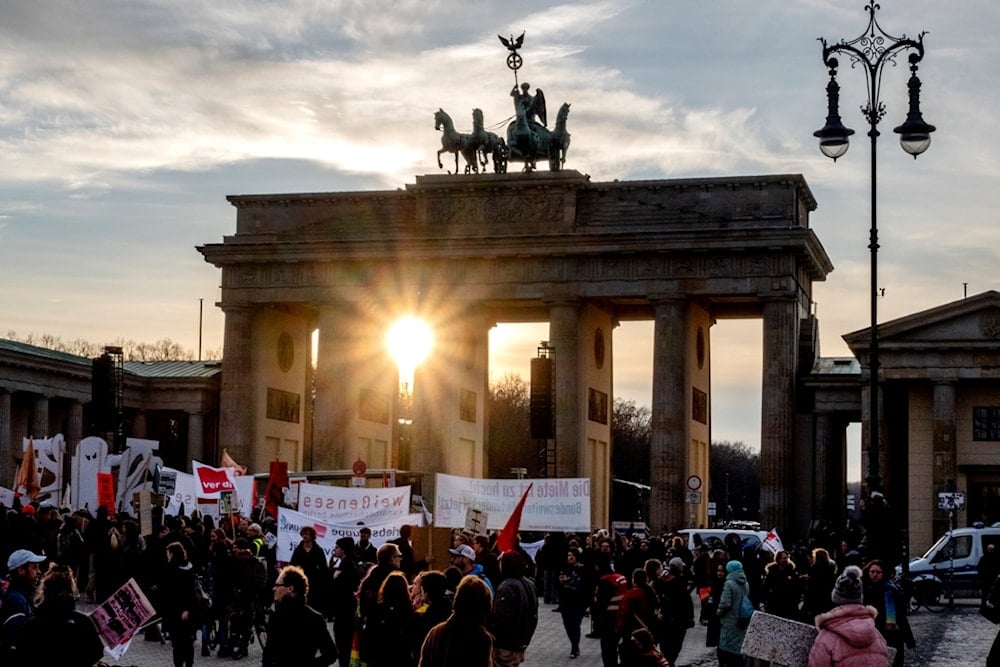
[808, 565, 889, 666]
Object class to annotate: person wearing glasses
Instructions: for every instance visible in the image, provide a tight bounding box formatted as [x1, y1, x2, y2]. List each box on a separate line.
[862, 559, 914, 667]
[263, 564, 337, 667]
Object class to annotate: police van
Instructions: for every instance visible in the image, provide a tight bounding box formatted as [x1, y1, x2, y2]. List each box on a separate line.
[902, 524, 1000, 593]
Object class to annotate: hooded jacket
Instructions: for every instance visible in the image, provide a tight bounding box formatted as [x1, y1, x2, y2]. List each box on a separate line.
[808, 604, 889, 667]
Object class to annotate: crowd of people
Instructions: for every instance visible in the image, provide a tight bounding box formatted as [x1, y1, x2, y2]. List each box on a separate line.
[5, 495, 999, 666]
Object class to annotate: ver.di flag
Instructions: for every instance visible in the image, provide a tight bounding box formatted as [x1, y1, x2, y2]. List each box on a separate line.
[192, 460, 237, 499]
[761, 528, 784, 554]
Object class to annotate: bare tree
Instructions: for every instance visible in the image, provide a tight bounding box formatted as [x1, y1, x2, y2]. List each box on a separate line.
[486, 373, 533, 478]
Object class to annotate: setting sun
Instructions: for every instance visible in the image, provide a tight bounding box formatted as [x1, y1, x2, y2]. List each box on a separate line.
[386, 316, 434, 381]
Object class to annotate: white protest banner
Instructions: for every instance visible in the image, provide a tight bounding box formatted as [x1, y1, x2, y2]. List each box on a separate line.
[0, 486, 15, 508]
[434, 473, 591, 532]
[162, 468, 198, 516]
[233, 475, 256, 515]
[192, 460, 237, 499]
[296, 482, 411, 525]
[90, 577, 157, 658]
[276, 506, 425, 564]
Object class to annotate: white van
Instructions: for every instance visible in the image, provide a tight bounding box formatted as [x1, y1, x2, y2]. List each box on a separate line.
[676, 528, 769, 553]
[902, 525, 1000, 591]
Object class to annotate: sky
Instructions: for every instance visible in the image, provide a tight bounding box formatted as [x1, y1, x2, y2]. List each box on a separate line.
[3, 1, 999, 480]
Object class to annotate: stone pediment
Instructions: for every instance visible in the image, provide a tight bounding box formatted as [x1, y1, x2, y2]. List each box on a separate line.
[843, 291, 1000, 356]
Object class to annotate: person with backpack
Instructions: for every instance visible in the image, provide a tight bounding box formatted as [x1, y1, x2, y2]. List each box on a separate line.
[14, 563, 104, 666]
[717, 560, 751, 667]
[489, 550, 539, 667]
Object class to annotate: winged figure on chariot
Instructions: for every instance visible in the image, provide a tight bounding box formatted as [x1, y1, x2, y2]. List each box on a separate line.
[433, 32, 570, 174]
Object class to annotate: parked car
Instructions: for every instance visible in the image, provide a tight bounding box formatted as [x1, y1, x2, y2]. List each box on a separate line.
[676, 528, 769, 553]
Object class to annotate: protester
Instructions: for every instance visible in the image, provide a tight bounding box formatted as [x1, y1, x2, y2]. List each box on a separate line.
[489, 550, 539, 667]
[802, 547, 838, 623]
[808, 565, 888, 666]
[0, 548, 46, 658]
[985, 572, 1000, 666]
[418, 574, 493, 667]
[594, 565, 628, 667]
[14, 563, 104, 666]
[617, 567, 660, 665]
[556, 547, 591, 659]
[704, 559, 726, 650]
[291, 525, 333, 616]
[356, 526, 378, 567]
[981, 543, 1000, 604]
[862, 559, 913, 667]
[363, 570, 417, 667]
[413, 570, 452, 654]
[160, 541, 202, 667]
[761, 549, 801, 620]
[262, 564, 337, 667]
[329, 536, 361, 667]
[659, 556, 695, 665]
[630, 627, 672, 667]
[358, 542, 402, 625]
[449, 543, 494, 594]
[716, 559, 750, 667]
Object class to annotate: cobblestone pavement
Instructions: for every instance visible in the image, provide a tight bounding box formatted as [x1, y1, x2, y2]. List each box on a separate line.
[89, 597, 996, 666]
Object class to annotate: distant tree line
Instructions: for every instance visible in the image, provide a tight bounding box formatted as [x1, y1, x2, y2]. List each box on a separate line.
[4, 331, 220, 361]
[487, 375, 761, 525]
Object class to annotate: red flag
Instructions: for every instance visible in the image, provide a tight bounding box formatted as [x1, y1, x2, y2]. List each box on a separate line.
[15, 438, 41, 500]
[264, 460, 289, 520]
[496, 483, 533, 554]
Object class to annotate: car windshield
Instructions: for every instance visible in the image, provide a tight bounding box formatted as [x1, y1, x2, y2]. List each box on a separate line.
[920, 534, 949, 560]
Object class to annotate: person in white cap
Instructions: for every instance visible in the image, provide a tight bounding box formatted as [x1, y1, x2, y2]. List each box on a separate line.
[0, 548, 47, 649]
[450, 544, 493, 594]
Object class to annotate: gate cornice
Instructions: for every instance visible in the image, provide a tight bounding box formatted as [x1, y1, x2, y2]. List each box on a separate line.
[200, 172, 832, 320]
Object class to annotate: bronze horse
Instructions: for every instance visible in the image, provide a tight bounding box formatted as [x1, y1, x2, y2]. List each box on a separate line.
[505, 101, 571, 172]
[435, 108, 480, 174]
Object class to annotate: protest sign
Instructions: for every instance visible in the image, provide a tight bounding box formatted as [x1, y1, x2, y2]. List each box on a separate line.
[296, 482, 411, 525]
[276, 506, 424, 563]
[434, 473, 591, 532]
[90, 577, 157, 659]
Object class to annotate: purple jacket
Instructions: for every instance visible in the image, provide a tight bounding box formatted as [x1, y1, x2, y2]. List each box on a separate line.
[808, 604, 889, 666]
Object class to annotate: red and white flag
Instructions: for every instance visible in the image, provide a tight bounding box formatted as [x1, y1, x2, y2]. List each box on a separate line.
[192, 460, 237, 499]
[761, 528, 784, 554]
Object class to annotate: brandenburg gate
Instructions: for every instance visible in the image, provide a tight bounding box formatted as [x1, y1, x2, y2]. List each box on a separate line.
[199, 170, 832, 532]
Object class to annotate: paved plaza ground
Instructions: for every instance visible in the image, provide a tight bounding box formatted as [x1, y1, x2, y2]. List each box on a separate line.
[89, 596, 996, 667]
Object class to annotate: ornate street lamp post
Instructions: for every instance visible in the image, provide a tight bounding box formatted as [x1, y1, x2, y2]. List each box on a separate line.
[815, 3, 935, 493]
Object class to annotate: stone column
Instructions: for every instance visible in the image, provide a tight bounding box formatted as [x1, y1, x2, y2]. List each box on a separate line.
[219, 306, 256, 470]
[760, 298, 799, 534]
[811, 413, 846, 526]
[188, 412, 205, 464]
[932, 382, 957, 535]
[32, 394, 50, 439]
[0, 390, 11, 488]
[314, 304, 351, 470]
[548, 301, 581, 477]
[650, 298, 688, 533]
[66, 401, 84, 450]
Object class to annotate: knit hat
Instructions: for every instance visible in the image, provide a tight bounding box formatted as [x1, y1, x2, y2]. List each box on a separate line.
[668, 557, 686, 572]
[831, 565, 864, 605]
[725, 560, 743, 574]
